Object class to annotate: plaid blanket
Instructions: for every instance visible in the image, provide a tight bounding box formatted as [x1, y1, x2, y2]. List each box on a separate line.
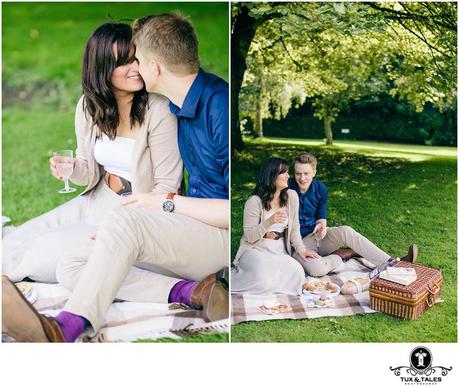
[3, 282, 229, 342]
[231, 258, 377, 324]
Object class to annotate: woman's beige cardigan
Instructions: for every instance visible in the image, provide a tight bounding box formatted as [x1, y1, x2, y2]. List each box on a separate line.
[233, 189, 306, 265]
[70, 94, 183, 195]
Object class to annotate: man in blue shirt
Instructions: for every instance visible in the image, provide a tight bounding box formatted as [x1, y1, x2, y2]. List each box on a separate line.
[3, 14, 229, 342]
[289, 152, 418, 278]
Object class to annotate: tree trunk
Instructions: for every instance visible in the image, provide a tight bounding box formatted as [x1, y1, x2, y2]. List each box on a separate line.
[231, 4, 284, 152]
[324, 115, 334, 145]
[231, 6, 258, 152]
[255, 95, 263, 138]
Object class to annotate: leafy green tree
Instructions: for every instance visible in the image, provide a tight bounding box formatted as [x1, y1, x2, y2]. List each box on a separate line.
[232, 2, 374, 149]
[241, 19, 403, 144]
[231, 2, 286, 151]
[369, 1, 456, 78]
[232, 2, 457, 150]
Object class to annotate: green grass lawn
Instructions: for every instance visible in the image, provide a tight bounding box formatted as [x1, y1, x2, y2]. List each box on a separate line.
[231, 138, 457, 342]
[2, 2, 229, 343]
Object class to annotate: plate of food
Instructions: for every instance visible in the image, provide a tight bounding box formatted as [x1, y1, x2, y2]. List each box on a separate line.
[302, 280, 340, 297]
[259, 304, 292, 315]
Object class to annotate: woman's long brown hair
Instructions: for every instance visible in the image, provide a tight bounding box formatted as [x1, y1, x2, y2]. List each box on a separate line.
[82, 23, 148, 139]
[253, 157, 289, 211]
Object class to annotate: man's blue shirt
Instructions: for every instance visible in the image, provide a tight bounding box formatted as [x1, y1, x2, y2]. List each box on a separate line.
[169, 69, 229, 199]
[288, 177, 328, 238]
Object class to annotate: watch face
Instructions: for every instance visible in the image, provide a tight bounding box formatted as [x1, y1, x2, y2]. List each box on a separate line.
[163, 200, 174, 212]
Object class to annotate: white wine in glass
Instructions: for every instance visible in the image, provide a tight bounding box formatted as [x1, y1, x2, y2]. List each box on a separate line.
[53, 150, 76, 194]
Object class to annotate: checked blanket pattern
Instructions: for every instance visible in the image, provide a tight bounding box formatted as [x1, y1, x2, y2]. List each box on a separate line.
[3, 280, 229, 343]
[231, 258, 377, 324]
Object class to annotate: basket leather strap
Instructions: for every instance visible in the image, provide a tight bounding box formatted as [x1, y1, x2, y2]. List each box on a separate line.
[426, 283, 440, 307]
[427, 282, 440, 295]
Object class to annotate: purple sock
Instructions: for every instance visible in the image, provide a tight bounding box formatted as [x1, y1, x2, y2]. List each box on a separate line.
[368, 258, 399, 279]
[55, 311, 90, 342]
[332, 250, 347, 259]
[168, 280, 199, 305]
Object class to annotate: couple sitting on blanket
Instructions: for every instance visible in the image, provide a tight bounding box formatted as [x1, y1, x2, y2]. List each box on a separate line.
[2, 14, 229, 342]
[231, 153, 418, 296]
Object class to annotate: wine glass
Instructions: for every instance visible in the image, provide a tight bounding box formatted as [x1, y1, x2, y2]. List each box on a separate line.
[313, 224, 322, 249]
[53, 150, 76, 194]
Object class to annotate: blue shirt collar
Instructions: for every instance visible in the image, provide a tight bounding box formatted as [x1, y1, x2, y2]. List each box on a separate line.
[169, 69, 205, 118]
[289, 177, 315, 195]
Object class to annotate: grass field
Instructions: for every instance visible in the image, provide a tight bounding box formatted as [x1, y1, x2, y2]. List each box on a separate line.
[231, 138, 457, 342]
[2, 2, 229, 343]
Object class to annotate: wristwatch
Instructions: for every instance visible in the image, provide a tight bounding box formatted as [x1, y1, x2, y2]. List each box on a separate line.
[162, 192, 176, 213]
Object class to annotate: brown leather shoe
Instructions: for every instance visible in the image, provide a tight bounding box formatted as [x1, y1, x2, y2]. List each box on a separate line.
[331, 248, 361, 261]
[2, 275, 65, 342]
[189, 268, 229, 322]
[400, 244, 419, 263]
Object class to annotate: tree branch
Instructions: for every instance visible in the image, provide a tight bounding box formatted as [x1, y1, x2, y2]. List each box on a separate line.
[280, 36, 304, 71]
[368, 2, 456, 31]
[396, 17, 451, 59]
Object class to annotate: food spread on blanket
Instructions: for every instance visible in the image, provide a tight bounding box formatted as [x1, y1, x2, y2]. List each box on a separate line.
[301, 280, 340, 308]
[302, 280, 340, 296]
[259, 304, 292, 315]
[302, 289, 335, 308]
[16, 282, 37, 304]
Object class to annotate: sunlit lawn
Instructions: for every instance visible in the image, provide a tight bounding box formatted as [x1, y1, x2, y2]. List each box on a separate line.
[250, 137, 457, 160]
[2, 1, 229, 343]
[231, 138, 457, 342]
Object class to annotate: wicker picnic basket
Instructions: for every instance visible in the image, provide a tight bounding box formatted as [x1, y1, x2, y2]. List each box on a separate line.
[369, 261, 442, 320]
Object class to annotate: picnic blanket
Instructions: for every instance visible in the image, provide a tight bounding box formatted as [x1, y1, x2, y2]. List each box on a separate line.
[231, 258, 377, 324]
[3, 281, 229, 342]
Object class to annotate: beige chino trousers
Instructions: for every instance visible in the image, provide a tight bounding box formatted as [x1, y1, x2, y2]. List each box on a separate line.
[58, 207, 228, 331]
[294, 225, 390, 277]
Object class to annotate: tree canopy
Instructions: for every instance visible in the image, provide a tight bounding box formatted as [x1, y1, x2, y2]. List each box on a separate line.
[232, 2, 457, 150]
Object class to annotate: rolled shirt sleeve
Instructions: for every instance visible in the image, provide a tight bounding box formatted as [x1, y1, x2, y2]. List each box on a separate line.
[209, 90, 229, 193]
[315, 185, 328, 221]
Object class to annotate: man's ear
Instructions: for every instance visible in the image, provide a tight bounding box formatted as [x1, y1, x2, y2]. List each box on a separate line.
[150, 58, 161, 76]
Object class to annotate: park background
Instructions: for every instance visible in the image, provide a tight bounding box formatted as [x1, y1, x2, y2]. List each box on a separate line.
[231, 2, 457, 342]
[2, 1, 228, 342]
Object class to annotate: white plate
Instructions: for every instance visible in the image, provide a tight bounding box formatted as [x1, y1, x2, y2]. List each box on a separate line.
[302, 280, 341, 297]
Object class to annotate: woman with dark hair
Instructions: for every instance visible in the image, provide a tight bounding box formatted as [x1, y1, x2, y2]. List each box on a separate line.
[2, 23, 182, 284]
[232, 158, 317, 295]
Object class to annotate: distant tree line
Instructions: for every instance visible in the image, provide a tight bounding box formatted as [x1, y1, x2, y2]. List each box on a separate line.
[243, 94, 456, 146]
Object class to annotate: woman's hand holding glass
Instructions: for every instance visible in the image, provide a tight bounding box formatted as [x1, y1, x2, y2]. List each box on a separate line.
[50, 150, 77, 193]
[49, 156, 75, 181]
[267, 210, 287, 226]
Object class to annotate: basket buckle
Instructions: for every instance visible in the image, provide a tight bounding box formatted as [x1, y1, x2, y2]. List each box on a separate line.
[427, 282, 440, 295]
[426, 283, 440, 307]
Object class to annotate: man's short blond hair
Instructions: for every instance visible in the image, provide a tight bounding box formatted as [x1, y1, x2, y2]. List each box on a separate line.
[293, 152, 318, 170]
[133, 13, 200, 75]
